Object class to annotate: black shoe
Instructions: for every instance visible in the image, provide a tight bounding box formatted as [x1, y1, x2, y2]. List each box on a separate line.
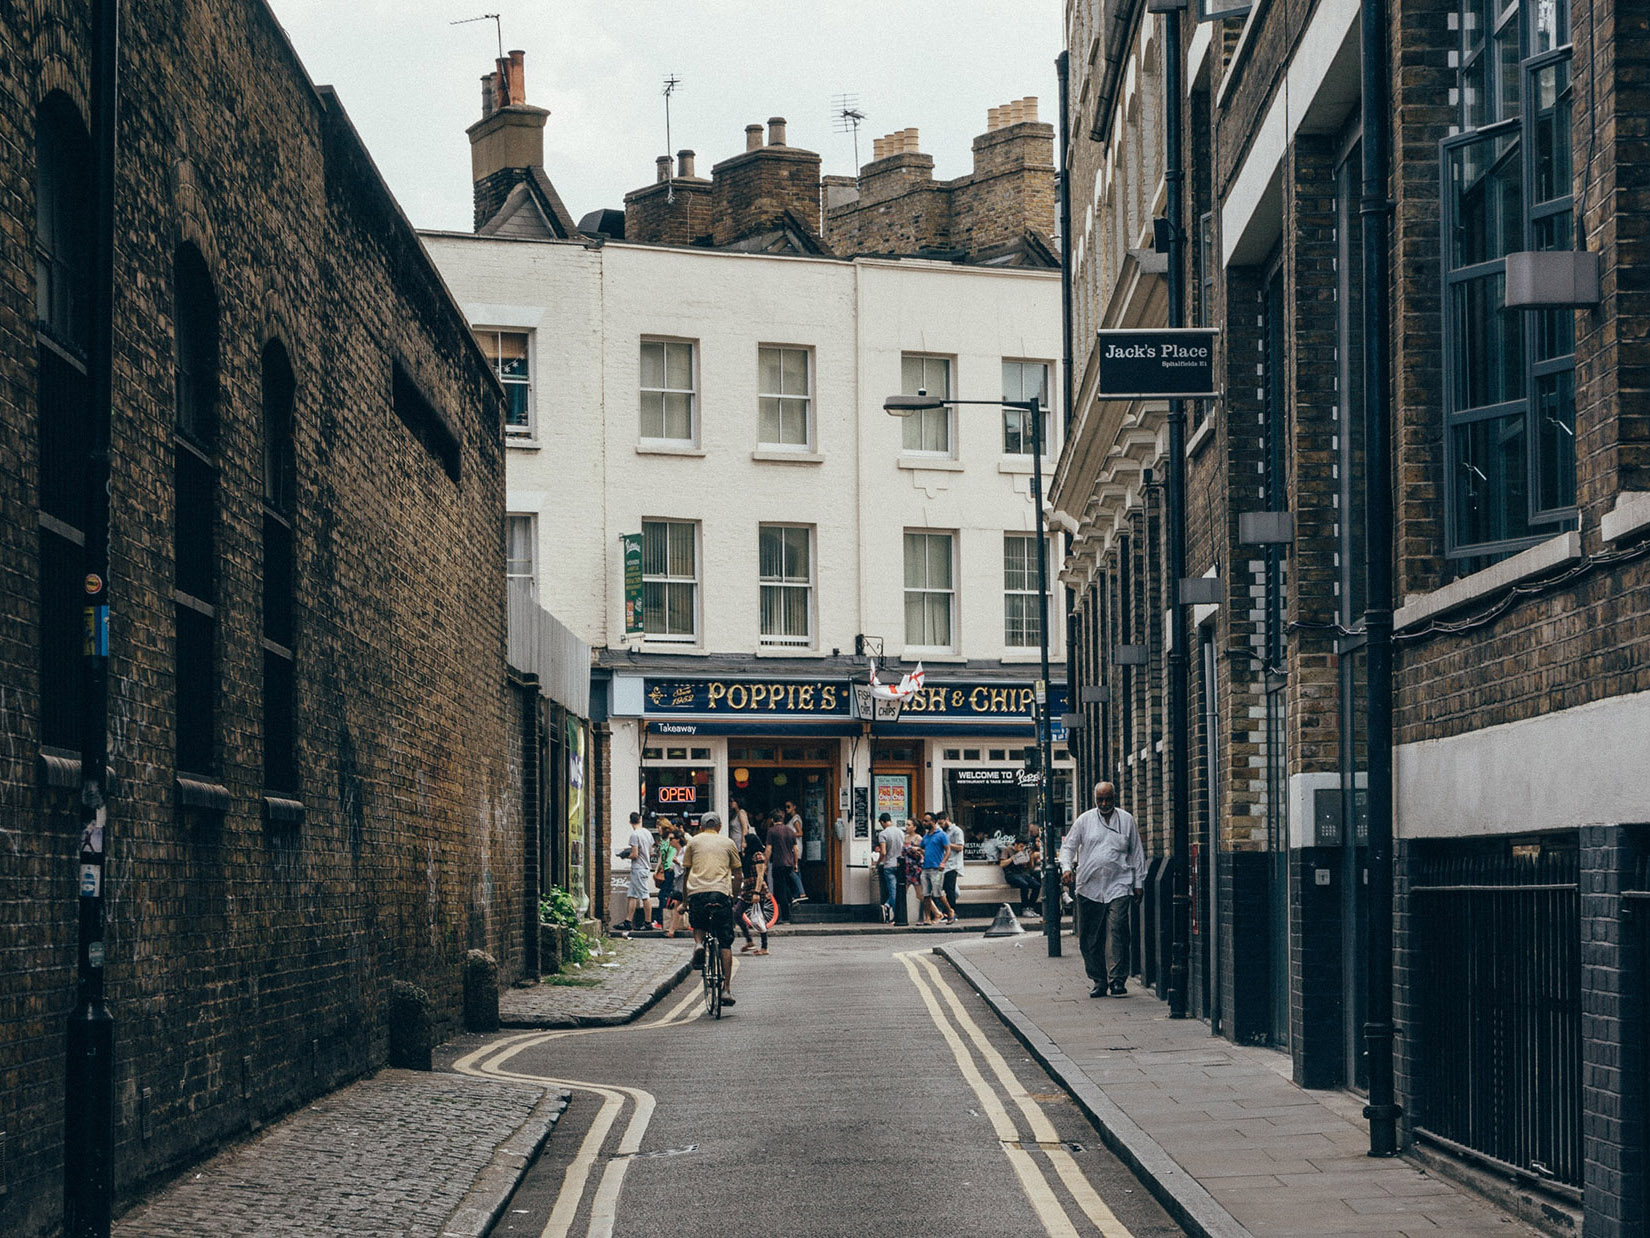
[691, 947, 704, 970]
[1109, 981, 1128, 997]
[1089, 982, 1107, 998]
[720, 993, 735, 1006]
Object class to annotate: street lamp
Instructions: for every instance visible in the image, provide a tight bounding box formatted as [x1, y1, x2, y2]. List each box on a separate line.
[883, 391, 1062, 958]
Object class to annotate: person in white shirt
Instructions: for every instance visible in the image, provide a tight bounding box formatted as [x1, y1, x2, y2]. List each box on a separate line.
[941, 809, 965, 920]
[1058, 781, 1147, 997]
[874, 812, 906, 923]
[621, 812, 655, 931]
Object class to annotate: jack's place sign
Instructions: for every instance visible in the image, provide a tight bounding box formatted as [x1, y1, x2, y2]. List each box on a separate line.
[1095, 328, 1220, 399]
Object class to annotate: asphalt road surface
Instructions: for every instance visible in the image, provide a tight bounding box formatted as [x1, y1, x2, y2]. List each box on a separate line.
[459, 934, 1184, 1238]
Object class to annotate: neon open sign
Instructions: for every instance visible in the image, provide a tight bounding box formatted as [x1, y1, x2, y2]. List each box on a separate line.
[657, 786, 699, 804]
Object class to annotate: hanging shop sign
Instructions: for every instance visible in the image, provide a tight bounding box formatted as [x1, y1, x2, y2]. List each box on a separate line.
[643, 678, 851, 717]
[1095, 328, 1220, 399]
[621, 533, 644, 638]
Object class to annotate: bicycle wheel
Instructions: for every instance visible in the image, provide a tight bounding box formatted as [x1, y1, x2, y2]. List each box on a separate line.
[702, 934, 722, 1018]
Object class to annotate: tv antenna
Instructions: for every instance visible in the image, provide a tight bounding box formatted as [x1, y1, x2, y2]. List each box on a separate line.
[450, 13, 503, 60]
[662, 74, 683, 203]
[832, 93, 867, 170]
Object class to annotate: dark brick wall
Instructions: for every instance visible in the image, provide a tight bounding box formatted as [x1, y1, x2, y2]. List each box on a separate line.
[1581, 824, 1649, 1237]
[1, 3, 522, 1232]
[623, 179, 713, 248]
[709, 145, 822, 247]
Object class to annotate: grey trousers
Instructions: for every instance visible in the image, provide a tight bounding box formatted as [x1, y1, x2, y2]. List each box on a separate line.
[1077, 893, 1132, 986]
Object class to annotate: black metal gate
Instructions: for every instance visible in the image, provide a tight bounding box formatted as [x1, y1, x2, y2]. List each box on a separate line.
[1411, 838, 1581, 1188]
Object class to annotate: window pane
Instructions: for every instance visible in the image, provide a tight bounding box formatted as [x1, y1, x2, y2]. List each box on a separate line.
[904, 592, 926, 645]
[784, 526, 809, 577]
[668, 521, 695, 575]
[1532, 59, 1573, 207]
[780, 399, 807, 445]
[925, 594, 951, 646]
[665, 342, 693, 390]
[663, 392, 692, 439]
[904, 533, 926, 588]
[493, 332, 529, 379]
[1533, 369, 1576, 513]
[1451, 131, 1521, 268]
[505, 515, 535, 582]
[640, 390, 663, 437]
[927, 534, 952, 588]
[1453, 274, 1524, 410]
[758, 346, 781, 394]
[781, 348, 807, 395]
[665, 582, 695, 634]
[759, 397, 781, 443]
[641, 341, 664, 389]
[504, 383, 531, 430]
[642, 521, 667, 574]
[901, 355, 925, 394]
[759, 526, 782, 578]
[1453, 412, 1533, 546]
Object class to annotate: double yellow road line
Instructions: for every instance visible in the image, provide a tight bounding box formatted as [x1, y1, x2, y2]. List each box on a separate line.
[450, 968, 713, 1237]
[897, 949, 1135, 1237]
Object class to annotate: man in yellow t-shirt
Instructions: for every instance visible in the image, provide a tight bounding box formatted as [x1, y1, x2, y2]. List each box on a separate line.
[681, 813, 743, 1005]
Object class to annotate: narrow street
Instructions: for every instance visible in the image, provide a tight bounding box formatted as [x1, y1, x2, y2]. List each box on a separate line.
[461, 935, 1183, 1238]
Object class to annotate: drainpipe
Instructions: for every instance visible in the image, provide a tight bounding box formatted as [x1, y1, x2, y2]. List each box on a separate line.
[1361, 0, 1400, 1158]
[1162, 1, 1193, 1021]
[65, 0, 119, 1232]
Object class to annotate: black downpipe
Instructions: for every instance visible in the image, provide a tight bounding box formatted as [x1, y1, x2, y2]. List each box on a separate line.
[1163, 4, 1192, 1020]
[1360, 0, 1400, 1157]
[65, 0, 120, 1232]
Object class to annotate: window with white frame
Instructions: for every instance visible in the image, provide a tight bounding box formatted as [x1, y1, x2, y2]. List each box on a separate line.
[640, 339, 696, 442]
[475, 330, 533, 437]
[904, 530, 955, 649]
[1003, 533, 1041, 647]
[759, 524, 812, 647]
[642, 518, 698, 641]
[758, 345, 812, 449]
[899, 354, 952, 454]
[505, 513, 536, 595]
[1001, 360, 1051, 456]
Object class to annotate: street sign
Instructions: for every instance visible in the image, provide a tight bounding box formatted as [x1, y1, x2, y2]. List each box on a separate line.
[621, 534, 644, 637]
[1095, 328, 1220, 399]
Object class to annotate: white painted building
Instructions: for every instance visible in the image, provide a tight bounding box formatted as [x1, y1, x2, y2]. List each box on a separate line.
[423, 55, 1068, 913]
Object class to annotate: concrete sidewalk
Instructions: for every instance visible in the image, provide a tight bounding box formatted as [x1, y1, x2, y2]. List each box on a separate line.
[940, 935, 1539, 1238]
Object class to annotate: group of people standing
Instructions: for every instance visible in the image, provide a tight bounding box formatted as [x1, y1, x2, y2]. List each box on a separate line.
[619, 778, 1148, 1006]
[873, 810, 968, 925]
[618, 798, 813, 943]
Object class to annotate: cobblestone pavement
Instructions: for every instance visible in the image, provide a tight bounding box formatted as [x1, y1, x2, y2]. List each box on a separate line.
[113, 1070, 565, 1238]
[942, 937, 1543, 1238]
[500, 935, 692, 1027]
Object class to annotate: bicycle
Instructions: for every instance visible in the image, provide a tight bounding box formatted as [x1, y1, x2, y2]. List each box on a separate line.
[701, 927, 724, 1018]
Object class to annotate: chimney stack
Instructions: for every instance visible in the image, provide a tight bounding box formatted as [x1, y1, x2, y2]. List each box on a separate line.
[656, 155, 672, 183]
[467, 50, 565, 233]
[745, 124, 764, 152]
[678, 149, 696, 178]
[768, 117, 787, 146]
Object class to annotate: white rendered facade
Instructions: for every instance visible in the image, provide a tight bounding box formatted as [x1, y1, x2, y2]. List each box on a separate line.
[424, 231, 1067, 909]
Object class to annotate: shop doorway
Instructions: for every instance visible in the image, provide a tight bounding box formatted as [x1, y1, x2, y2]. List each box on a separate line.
[729, 742, 838, 902]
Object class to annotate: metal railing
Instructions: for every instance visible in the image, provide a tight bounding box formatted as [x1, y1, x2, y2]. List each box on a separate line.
[1411, 842, 1581, 1188]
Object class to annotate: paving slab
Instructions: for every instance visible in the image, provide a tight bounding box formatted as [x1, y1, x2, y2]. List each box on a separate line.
[939, 935, 1543, 1238]
[500, 935, 692, 1026]
[113, 1071, 567, 1238]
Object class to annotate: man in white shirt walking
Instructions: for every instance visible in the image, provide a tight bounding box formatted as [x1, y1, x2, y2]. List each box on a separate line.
[1058, 781, 1147, 997]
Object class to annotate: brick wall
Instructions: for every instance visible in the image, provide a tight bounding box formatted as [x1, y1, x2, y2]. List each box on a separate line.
[1, 2, 522, 1231]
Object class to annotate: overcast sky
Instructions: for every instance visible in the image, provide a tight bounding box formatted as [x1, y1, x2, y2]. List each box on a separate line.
[264, 1, 1063, 234]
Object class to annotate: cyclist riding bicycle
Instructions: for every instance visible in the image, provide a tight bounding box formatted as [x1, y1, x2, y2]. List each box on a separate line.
[681, 812, 742, 1007]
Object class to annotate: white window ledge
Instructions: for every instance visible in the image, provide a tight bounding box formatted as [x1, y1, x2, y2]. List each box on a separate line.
[1394, 531, 1581, 632]
[997, 458, 1052, 475]
[999, 651, 1049, 663]
[756, 646, 825, 658]
[901, 651, 966, 663]
[505, 436, 542, 451]
[897, 455, 964, 472]
[1186, 414, 1215, 458]
[751, 449, 824, 464]
[636, 442, 706, 458]
[1601, 491, 1650, 544]
[636, 642, 708, 655]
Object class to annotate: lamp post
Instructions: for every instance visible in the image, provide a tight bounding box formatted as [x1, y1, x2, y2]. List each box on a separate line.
[884, 392, 1062, 957]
